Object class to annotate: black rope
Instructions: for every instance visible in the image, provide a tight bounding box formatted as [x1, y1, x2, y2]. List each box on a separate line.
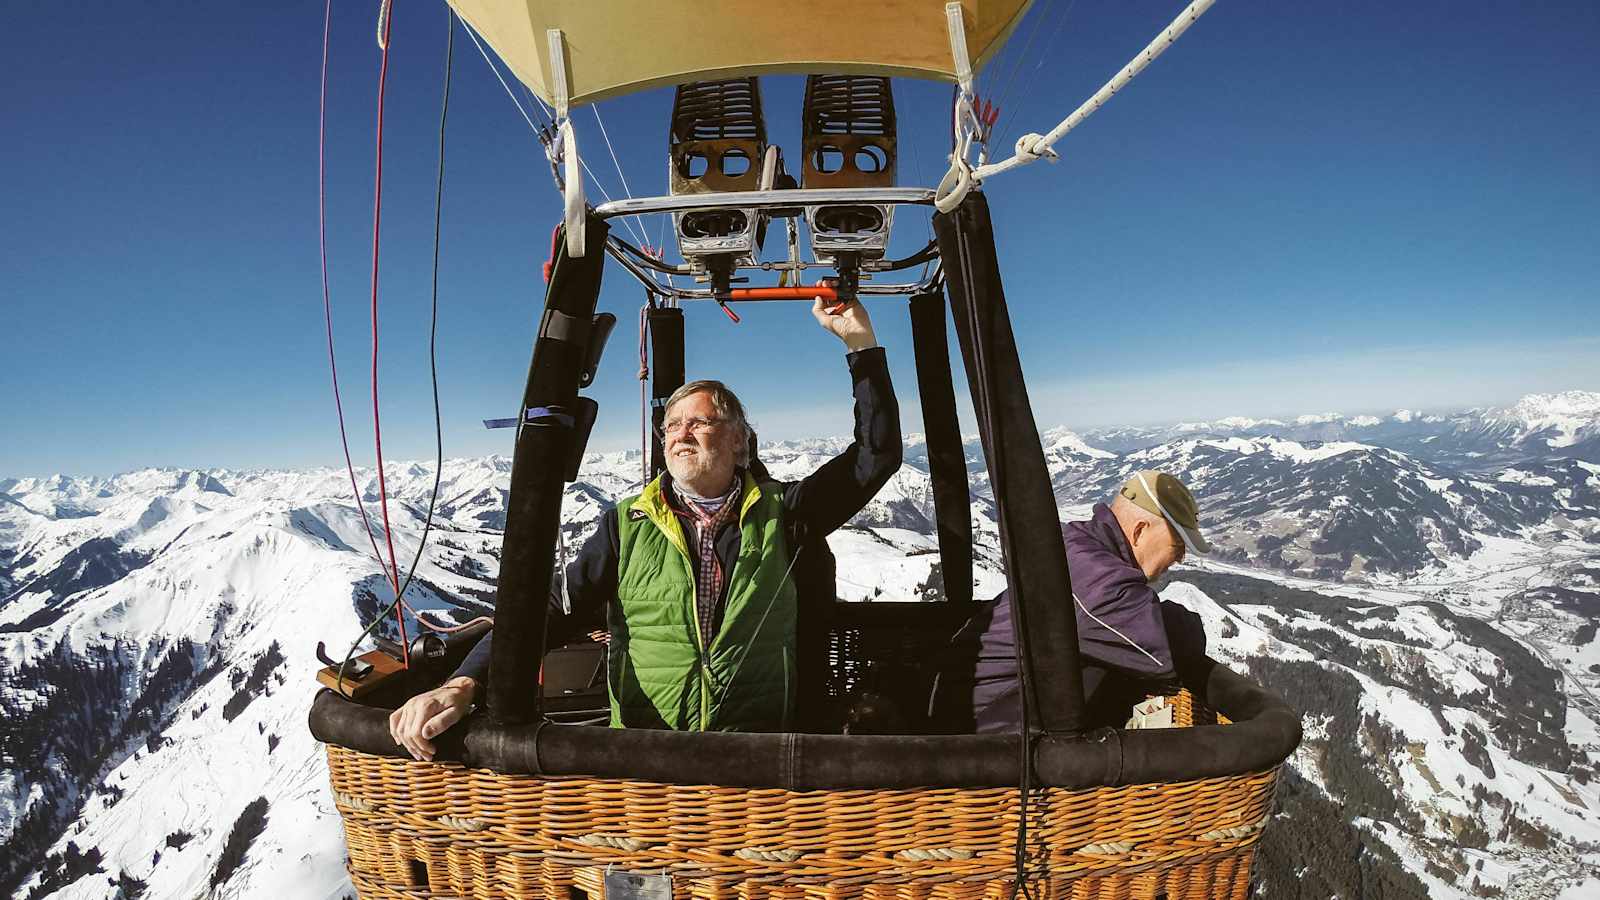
[395, 3, 453, 607]
[336, 6, 455, 687]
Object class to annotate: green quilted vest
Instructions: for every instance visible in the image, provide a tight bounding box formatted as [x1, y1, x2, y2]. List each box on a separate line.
[609, 472, 797, 731]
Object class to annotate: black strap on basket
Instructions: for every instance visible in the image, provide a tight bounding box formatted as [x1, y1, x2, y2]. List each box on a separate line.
[908, 290, 973, 606]
[488, 214, 610, 725]
[936, 190, 1078, 900]
[647, 307, 685, 480]
[933, 192, 1084, 736]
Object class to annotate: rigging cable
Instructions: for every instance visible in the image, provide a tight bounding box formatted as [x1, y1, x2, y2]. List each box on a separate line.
[653, 207, 673, 289]
[320, 0, 390, 580]
[366, 0, 410, 669]
[319, 0, 417, 688]
[507, 53, 653, 251]
[990, 0, 1078, 154]
[572, 124, 651, 249]
[896, 81, 936, 284]
[978, 0, 1054, 145]
[459, 20, 547, 147]
[324, 0, 398, 696]
[393, 7, 493, 636]
[638, 303, 651, 484]
[459, 18, 655, 252]
[591, 104, 662, 267]
[974, 0, 1217, 180]
[332, 5, 489, 695]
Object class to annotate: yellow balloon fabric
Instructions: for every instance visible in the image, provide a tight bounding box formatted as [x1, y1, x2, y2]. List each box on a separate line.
[446, 0, 1032, 107]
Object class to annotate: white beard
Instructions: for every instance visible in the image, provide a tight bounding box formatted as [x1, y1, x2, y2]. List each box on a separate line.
[665, 445, 736, 495]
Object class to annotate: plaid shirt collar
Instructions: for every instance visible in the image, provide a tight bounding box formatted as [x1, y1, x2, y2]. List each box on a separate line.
[664, 472, 743, 643]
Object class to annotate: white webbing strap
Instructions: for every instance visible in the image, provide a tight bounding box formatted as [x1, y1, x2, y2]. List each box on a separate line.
[548, 28, 586, 257]
[974, 0, 1219, 180]
[945, 1, 973, 92]
[559, 120, 585, 257]
[935, 2, 980, 213]
[546, 28, 571, 120]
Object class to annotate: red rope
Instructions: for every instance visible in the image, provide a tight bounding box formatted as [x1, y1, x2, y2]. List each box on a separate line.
[368, 4, 409, 668]
[320, 0, 391, 585]
[638, 303, 650, 483]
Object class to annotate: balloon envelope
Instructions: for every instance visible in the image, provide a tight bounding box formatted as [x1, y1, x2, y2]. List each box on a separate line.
[447, 0, 1034, 107]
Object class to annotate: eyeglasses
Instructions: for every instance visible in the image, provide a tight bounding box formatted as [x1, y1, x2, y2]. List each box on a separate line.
[656, 415, 724, 440]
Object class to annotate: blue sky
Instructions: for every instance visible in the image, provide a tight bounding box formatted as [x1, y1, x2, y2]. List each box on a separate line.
[3, 1, 1596, 477]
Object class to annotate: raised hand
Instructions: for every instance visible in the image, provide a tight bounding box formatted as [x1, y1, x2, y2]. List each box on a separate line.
[812, 297, 879, 352]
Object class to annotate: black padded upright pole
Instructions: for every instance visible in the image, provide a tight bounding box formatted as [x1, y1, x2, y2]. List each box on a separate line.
[933, 193, 1084, 737]
[908, 291, 973, 606]
[488, 216, 609, 724]
[647, 307, 685, 479]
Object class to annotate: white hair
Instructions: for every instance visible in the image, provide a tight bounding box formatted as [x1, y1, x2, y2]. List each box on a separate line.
[664, 379, 752, 465]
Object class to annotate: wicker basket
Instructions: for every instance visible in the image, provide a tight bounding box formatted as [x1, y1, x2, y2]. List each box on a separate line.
[322, 685, 1282, 900]
[307, 182, 1300, 899]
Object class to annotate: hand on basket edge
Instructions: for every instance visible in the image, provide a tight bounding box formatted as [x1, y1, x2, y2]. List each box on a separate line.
[388, 676, 475, 762]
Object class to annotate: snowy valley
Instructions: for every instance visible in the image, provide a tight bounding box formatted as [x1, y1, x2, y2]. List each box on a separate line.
[2, 391, 1599, 899]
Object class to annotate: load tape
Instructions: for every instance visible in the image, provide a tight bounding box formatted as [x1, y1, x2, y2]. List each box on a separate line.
[482, 406, 578, 430]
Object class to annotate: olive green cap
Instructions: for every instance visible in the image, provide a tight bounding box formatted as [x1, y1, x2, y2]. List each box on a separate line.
[1119, 470, 1210, 554]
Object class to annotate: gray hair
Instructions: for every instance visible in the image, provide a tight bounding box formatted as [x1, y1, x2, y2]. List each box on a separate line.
[664, 379, 752, 465]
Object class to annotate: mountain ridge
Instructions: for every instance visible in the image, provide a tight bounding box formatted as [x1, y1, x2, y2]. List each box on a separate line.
[1, 389, 1597, 898]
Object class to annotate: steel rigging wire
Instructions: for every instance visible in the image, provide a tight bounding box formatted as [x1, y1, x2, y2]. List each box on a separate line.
[323, 5, 489, 693]
[460, 13, 678, 583]
[457, 16, 659, 255]
[391, 6, 491, 638]
[975, 0, 1218, 180]
[989, 0, 1078, 154]
[319, 0, 410, 676]
[365, 0, 410, 669]
[978, 0, 1056, 147]
[592, 104, 657, 263]
[321, 0, 407, 689]
[320, 0, 391, 582]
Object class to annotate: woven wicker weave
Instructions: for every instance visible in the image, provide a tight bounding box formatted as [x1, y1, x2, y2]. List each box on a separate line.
[326, 691, 1279, 900]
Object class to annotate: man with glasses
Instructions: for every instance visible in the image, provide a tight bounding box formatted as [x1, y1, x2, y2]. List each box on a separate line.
[932, 471, 1212, 734]
[391, 299, 900, 758]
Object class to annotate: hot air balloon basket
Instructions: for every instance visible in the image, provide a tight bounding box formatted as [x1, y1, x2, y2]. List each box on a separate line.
[325, 688, 1282, 900]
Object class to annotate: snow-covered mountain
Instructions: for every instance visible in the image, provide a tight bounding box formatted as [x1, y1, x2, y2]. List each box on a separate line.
[1048, 436, 1600, 581]
[1085, 390, 1600, 468]
[1169, 561, 1600, 899]
[3, 390, 1598, 898]
[1487, 391, 1600, 452]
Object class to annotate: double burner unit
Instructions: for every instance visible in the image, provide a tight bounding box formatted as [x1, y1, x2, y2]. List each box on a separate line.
[661, 75, 908, 302]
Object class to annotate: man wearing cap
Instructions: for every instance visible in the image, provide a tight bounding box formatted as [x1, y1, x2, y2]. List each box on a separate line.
[933, 471, 1211, 733]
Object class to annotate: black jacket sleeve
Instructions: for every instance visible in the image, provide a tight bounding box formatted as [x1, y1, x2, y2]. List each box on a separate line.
[780, 346, 902, 538]
[448, 511, 620, 688]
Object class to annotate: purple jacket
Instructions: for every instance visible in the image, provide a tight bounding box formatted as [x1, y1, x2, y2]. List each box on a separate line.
[934, 503, 1205, 733]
